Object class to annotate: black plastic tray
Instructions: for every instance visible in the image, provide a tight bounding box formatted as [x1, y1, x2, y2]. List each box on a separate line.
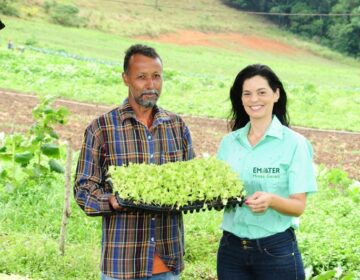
[115, 192, 244, 214]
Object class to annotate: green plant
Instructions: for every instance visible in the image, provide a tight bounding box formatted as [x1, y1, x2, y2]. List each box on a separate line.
[29, 96, 68, 172]
[323, 167, 352, 189]
[43, 0, 56, 13]
[0, 96, 69, 194]
[50, 3, 87, 27]
[347, 180, 360, 203]
[25, 36, 38, 46]
[299, 166, 360, 278]
[0, 0, 20, 16]
[110, 157, 244, 207]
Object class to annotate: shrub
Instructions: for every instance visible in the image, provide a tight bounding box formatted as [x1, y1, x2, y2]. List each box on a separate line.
[0, 0, 20, 16]
[49, 3, 87, 27]
[25, 36, 38, 46]
[43, 0, 56, 13]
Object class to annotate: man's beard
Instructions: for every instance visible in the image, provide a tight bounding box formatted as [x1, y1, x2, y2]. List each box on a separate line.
[134, 89, 160, 108]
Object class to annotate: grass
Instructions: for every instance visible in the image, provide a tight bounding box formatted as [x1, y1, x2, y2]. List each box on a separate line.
[10, 0, 284, 38]
[1, 165, 360, 279]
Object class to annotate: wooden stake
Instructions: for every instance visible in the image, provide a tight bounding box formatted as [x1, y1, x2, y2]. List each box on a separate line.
[59, 140, 72, 256]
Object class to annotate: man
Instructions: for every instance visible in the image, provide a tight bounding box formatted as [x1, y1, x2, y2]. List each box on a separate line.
[74, 44, 195, 280]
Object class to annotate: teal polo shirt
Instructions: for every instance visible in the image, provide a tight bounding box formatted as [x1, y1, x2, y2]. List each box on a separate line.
[217, 116, 317, 239]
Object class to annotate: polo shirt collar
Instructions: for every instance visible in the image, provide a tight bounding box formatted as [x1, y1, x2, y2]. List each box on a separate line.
[117, 98, 171, 125]
[266, 116, 284, 139]
[235, 115, 284, 142]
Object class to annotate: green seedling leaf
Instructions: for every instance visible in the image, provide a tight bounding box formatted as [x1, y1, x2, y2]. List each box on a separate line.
[312, 270, 336, 280]
[0, 153, 12, 161]
[49, 159, 65, 173]
[14, 151, 34, 165]
[41, 143, 60, 157]
[49, 129, 59, 139]
[109, 157, 244, 208]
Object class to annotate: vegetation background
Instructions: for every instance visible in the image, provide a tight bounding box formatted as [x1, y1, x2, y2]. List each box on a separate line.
[0, 0, 360, 279]
[225, 0, 360, 58]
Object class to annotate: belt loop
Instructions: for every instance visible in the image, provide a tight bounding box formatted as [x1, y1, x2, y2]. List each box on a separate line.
[288, 227, 297, 241]
[256, 239, 263, 253]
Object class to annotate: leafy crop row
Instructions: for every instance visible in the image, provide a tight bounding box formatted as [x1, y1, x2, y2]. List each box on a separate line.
[2, 49, 359, 131]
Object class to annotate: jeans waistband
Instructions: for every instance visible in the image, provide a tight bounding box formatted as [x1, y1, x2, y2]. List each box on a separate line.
[223, 228, 296, 250]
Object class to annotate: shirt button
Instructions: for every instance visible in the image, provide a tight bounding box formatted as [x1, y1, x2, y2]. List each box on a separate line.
[148, 135, 152, 140]
[150, 154, 154, 158]
[152, 217, 155, 221]
[151, 237, 155, 242]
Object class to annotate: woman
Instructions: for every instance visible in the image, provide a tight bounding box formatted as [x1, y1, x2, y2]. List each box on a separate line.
[216, 64, 317, 280]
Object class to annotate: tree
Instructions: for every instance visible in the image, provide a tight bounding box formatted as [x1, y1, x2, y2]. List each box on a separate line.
[222, 0, 360, 57]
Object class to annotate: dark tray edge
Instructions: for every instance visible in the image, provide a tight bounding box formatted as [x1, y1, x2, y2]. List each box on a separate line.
[115, 192, 244, 214]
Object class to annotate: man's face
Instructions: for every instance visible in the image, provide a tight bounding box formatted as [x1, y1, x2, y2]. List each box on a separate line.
[122, 54, 163, 108]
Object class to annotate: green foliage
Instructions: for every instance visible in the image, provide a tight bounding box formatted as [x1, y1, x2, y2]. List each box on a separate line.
[1, 47, 360, 131]
[0, 174, 102, 280]
[224, 0, 360, 57]
[182, 211, 222, 279]
[0, 0, 20, 16]
[46, 1, 87, 27]
[299, 166, 360, 279]
[1, 155, 360, 279]
[43, 0, 56, 14]
[109, 157, 244, 207]
[29, 96, 69, 170]
[0, 97, 69, 196]
[24, 35, 38, 46]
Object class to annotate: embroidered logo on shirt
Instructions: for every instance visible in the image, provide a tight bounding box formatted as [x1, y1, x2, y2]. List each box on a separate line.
[252, 167, 280, 179]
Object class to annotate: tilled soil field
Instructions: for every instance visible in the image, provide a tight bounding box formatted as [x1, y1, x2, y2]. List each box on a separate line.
[1, 89, 359, 180]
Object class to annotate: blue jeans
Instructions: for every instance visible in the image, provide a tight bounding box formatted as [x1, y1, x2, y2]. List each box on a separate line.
[101, 272, 180, 280]
[217, 228, 305, 280]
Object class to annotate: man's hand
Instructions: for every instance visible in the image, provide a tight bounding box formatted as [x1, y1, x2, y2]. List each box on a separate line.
[109, 195, 123, 211]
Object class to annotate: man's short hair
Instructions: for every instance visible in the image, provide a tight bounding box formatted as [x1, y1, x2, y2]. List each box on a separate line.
[123, 44, 162, 73]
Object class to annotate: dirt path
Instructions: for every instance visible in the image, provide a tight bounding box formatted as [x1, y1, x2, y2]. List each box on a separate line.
[1, 89, 359, 180]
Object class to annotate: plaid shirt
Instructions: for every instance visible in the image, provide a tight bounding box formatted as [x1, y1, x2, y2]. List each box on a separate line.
[74, 99, 195, 279]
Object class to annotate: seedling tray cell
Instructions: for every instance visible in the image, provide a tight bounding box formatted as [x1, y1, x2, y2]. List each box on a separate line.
[115, 192, 244, 214]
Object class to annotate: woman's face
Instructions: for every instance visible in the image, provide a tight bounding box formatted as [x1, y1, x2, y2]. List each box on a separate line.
[241, 75, 279, 122]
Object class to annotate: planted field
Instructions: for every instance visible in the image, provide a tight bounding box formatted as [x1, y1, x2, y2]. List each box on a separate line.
[1, 15, 360, 131]
[0, 91, 359, 279]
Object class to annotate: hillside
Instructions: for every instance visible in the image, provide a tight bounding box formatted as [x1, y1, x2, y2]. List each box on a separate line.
[1, 0, 360, 131]
[3, 0, 289, 37]
[2, 0, 356, 56]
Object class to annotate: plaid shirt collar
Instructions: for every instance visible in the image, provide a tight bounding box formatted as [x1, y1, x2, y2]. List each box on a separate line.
[118, 98, 171, 126]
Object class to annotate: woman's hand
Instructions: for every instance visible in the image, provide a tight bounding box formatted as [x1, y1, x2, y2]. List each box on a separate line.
[245, 192, 273, 213]
[245, 191, 307, 217]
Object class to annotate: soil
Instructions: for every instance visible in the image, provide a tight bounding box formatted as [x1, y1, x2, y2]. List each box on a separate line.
[136, 30, 302, 55]
[1, 89, 359, 180]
